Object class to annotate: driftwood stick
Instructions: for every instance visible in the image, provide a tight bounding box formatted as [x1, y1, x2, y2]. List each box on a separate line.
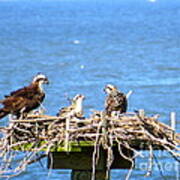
[126, 90, 133, 99]
[170, 112, 176, 131]
[145, 144, 154, 177]
[170, 112, 176, 141]
[65, 117, 70, 151]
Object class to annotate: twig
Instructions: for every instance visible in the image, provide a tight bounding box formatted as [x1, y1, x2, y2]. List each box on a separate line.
[145, 144, 154, 177]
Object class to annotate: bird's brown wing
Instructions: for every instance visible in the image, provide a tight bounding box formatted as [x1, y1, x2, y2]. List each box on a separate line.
[1, 96, 27, 114]
[105, 95, 115, 115]
[105, 93, 127, 115]
[0, 83, 45, 119]
[114, 93, 127, 112]
[4, 84, 37, 99]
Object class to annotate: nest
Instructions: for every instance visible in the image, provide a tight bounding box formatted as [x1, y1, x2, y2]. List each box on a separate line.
[0, 110, 179, 179]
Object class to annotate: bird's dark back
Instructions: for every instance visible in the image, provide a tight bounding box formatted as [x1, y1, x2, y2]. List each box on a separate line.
[105, 91, 127, 115]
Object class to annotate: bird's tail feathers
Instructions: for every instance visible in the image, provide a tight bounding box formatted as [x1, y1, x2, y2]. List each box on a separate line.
[0, 108, 9, 119]
[0, 100, 4, 104]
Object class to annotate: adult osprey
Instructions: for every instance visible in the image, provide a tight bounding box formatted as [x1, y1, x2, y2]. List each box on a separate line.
[57, 94, 85, 118]
[0, 73, 49, 119]
[104, 84, 127, 117]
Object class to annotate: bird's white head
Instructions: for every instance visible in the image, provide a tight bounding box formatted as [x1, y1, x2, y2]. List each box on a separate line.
[32, 73, 49, 84]
[104, 84, 118, 94]
[32, 73, 49, 91]
[72, 94, 85, 104]
[72, 94, 85, 113]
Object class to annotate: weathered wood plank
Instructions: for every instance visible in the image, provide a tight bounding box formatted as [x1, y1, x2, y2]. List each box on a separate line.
[71, 170, 109, 180]
[47, 146, 133, 170]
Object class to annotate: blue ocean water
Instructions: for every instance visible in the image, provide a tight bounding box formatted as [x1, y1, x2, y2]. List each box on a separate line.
[0, 0, 179, 179]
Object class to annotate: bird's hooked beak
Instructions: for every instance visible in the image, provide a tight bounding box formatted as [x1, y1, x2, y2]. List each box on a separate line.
[103, 86, 109, 94]
[104, 84, 118, 95]
[79, 94, 85, 100]
[82, 95, 85, 100]
[44, 78, 49, 85]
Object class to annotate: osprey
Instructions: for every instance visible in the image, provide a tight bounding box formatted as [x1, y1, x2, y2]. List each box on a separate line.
[104, 84, 127, 117]
[0, 73, 49, 119]
[57, 94, 85, 118]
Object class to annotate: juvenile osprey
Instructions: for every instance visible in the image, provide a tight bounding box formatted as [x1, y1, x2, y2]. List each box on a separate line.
[57, 94, 85, 118]
[104, 84, 127, 117]
[0, 73, 49, 119]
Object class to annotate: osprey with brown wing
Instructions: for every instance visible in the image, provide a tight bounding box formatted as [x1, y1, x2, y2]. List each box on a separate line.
[0, 73, 49, 119]
[104, 84, 127, 117]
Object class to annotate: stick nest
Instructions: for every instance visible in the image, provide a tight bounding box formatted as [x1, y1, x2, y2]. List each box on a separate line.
[0, 111, 179, 179]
